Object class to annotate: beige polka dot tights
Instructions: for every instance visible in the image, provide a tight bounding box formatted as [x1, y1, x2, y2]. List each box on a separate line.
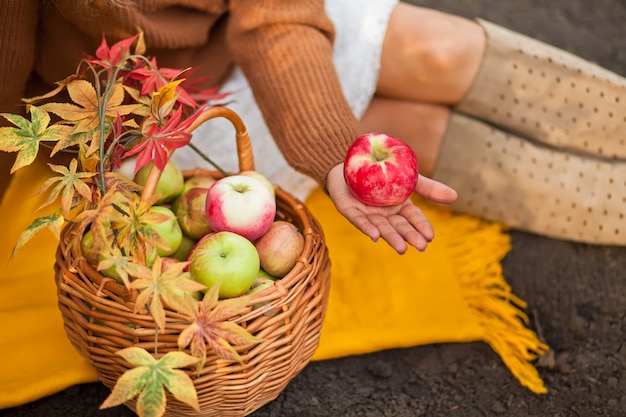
[457, 19, 626, 161]
[435, 20, 626, 244]
[433, 113, 626, 244]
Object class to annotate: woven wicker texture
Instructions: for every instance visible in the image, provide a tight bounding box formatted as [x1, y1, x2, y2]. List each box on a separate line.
[53, 108, 331, 417]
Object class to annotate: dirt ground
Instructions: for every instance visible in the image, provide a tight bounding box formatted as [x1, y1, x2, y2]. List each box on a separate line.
[2, 1, 625, 416]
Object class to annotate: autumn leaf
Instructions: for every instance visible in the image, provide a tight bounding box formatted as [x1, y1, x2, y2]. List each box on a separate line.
[90, 33, 140, 69]
[124, 105, 202, 172]
[110, 192, 168, 263]
[21, 73, 79, 106]
[131, 257, 206, 329]
[34, 159, 96, 217]
[69, 184, 131, 250]
[11, 210, 64, 260]
[178, 283, 265, 372]
[51, 122, 112, 158]
[104, 171, 143, 196]
[100, 347, 200, 417]
[0, 106, 72, 173]
[98, 246, 153, 289]
[41, 79, 140, 135]
[148, 79, 185, 125]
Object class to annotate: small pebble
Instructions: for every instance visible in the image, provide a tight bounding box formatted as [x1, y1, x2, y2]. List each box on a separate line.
[490, 401, 507, 415]
[607, 376, 618, 388]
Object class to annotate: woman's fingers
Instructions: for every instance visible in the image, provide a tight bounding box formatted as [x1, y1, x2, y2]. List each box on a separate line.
[415, 174, 458, 204]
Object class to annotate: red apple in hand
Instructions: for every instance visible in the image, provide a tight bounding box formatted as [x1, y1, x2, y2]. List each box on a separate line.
[253, 220, 304, 278]
[343, 133, 418, 206]
[206, 174, 276, 241]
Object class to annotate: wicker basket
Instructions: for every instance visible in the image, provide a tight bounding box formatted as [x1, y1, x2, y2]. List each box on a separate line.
[53, 107, 331, 416]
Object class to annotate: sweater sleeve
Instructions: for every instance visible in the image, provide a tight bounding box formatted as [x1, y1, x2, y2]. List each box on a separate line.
[0, 0, 38, 200]
[226, 0, 360, 189]
[0, 0, 37, 120]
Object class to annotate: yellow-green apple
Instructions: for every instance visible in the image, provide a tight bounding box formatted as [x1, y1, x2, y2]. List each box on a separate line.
[343, 132, 418, 206]
[175, 187, 213, 239]
[81, 228, 105, 267]
[147, 206, 183, 257]
[253, 220, 304, 278]
[188, 231, 260, 298]
[171, 235, 197, 261]
[134, 160, 185, 204]
[257, 268, 277, 281]
[206, 174, 276, 241]
[239, 170, 275, 198]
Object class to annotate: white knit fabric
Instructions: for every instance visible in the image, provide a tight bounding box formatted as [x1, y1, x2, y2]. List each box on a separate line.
[171, 0, 399, 201]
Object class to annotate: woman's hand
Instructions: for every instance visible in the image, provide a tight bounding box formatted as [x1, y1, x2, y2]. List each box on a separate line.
[326, 164, 457, 254]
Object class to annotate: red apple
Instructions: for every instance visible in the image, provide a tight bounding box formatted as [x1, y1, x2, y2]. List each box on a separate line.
[206, 174, 276, 241]
[239, 170, 275, 198]
[188, 231, 260, 298]
[175, 187, 213, 239]
[253, 220, 304, 278]
[343, 132, 418, 206]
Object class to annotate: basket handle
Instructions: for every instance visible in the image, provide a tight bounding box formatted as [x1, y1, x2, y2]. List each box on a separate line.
[140, 106, 255, 201]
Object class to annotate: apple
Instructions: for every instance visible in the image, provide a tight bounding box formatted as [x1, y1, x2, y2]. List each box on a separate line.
[175, 187, 213, 239]
[147, 205, 183, 257]
[172, 175, 217, 212]
[181, 174, 217, 194]
[171, 235, 197, 261]
[253, 220, 304, 278]
[81, 228, 106, 267]
[257, 268, 278, 281]
[188, 231, 260, 298]
[343, 132, 418, 206]
[134, 160, 185, 204]
[239, 170, 275, 198]
[206, 174, 276, 242]
[246, 276, 276, 311]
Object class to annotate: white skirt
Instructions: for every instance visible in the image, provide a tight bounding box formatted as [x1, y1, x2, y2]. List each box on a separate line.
[171, 0, 399, 201]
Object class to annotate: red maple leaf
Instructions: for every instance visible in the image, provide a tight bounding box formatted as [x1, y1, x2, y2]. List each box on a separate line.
[123, 106, 204, 172]
[87, 33, 140, 69]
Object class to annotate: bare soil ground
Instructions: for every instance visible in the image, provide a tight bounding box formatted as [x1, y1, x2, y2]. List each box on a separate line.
[2, 1, 625, 416]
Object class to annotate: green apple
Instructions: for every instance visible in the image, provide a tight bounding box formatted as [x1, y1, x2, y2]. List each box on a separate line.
[170, 235, 198, 261]
[81, 228, 103, 268]
[147, 205, 183, 257]
[257, 268, 278, 281]
[134, 160, 185, 204]
[188, 231, 260, 299]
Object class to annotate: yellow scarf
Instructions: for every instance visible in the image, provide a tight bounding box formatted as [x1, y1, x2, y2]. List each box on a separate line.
[0, 159, 547, 409]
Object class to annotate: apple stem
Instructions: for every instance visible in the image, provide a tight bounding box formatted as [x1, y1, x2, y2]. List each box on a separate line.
[140, 106, 255, 202]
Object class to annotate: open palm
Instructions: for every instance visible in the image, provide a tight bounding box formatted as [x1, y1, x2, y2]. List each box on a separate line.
[326, 164, 458, 254]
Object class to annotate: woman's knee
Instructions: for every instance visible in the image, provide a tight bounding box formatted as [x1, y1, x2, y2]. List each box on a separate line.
[377, 3, 485, 103]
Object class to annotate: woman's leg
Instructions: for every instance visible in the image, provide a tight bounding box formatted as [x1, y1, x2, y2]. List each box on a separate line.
[375, 3, 486, 104]
[361, 2, 626, 244]
[359, 3, 485, 176]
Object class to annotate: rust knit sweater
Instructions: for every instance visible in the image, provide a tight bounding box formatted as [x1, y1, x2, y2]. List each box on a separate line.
[0, 0, 360, 191]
